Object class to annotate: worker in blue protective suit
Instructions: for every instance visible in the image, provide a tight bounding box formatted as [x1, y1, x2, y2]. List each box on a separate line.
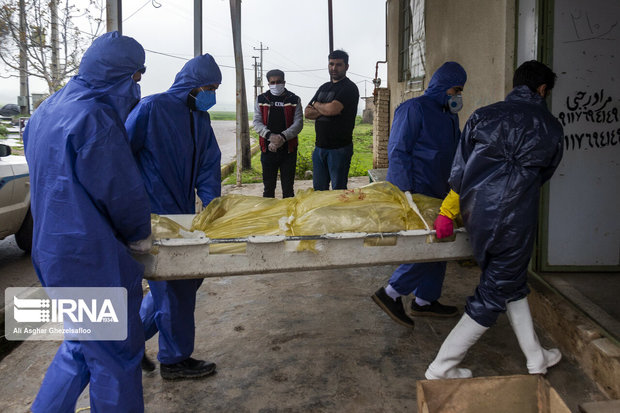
[24, 31, 152, 413]
[126, 53, 222, 380]
[426, 60, 564, 379]
[371, 62, 467, 328]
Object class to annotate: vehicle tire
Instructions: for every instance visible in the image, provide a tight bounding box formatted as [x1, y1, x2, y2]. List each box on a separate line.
[15, 208, 33, 253]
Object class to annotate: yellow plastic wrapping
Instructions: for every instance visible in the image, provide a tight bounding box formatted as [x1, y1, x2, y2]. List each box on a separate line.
[182, 182, 446, 253]
[151, 214, 188, 239]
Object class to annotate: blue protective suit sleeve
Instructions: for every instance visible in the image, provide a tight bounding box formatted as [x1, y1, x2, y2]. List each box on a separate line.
[75, 120, 151, 243]
[386, 102, 421, 192]
[195, 123, 222, 205]
[125, 101, 151, 155]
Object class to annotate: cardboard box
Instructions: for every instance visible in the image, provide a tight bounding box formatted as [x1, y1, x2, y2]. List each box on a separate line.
[417, 375, 571, 413]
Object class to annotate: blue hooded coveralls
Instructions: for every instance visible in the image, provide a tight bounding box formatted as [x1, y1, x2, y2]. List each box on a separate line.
[385, 62, 467, 300]
[126, 54, 222, 364]
[449, 85, 563, 327]
[24, 32, 151, 413]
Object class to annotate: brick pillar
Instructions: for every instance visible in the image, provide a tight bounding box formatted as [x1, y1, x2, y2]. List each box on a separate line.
[372, 88, 390, 168]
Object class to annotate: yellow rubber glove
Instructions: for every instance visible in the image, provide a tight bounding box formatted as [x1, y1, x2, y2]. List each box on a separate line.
[439, 189, 460, 220]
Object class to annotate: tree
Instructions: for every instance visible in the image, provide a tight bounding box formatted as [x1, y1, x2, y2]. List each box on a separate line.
[0, 0, 105, 95]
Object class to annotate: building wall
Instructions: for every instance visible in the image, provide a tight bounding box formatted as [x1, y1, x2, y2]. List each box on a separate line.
[386, 0, 517, 127]
[372, 88, 390, 168]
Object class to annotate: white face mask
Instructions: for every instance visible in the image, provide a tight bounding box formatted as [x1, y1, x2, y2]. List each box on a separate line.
[269, 84, 285, 96]
[448, 94, 463, 114]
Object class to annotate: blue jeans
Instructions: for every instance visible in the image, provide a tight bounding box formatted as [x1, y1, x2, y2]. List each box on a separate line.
[312, 143, 353, 190]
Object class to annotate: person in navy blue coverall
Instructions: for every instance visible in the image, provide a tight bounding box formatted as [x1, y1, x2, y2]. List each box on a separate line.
[126, 54, 222, 380]
[371, 62, 467, 328]
[25, 31, 151, 413]
[426, 60, 563, 380]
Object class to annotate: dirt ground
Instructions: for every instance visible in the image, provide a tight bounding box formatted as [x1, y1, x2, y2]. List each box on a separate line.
[0, 178, 608, 412]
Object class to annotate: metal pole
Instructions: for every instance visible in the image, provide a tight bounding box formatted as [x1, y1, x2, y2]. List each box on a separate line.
[259, 42, 264, 90]
[252, 56, 259, 103]
[328, 0, 334, 53]
[194, 0, 202, 57]
[106, 0, 122, 33]
[253, 42, 269, 94]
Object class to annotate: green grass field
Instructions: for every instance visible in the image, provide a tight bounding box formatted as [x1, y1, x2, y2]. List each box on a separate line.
[209, 111, 251, 121]
[223, 116, 373, 184]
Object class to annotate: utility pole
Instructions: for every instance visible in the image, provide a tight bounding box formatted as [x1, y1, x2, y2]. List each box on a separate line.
[253, 42, 268, 94]
[18, 0, 29, 115]
[328, 0, 334, 53]
[50, 0, 60, 91]
[230, 0, 251, 183]
[252, 56, 260, 103]
[106, 0, 122, 33]
[193, 0, 202, 57]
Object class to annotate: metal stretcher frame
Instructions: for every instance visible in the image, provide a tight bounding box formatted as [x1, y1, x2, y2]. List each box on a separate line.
[138, 215, 473, 281]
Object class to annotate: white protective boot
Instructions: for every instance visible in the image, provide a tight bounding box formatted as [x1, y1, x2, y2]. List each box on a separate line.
[506, 297, 562, 374]
[425, 313, 488, 379]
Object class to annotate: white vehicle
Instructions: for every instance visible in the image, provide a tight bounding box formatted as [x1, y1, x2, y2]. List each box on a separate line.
[0, 143, 32, 252]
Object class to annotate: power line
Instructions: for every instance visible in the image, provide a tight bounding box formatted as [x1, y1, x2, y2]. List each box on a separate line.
[143, 48, 189, 61]
[348, 71, 373, 80]
[286, 82, 319, 89]
[123, 0, 161, 23]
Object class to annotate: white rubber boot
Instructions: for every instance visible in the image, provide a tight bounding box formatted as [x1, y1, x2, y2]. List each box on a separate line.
[506, 297, 562, 374]
[425, 313, 488, 379]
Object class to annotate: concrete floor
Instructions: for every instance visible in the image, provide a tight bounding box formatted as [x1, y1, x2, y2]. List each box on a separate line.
[0, 262, 607, 412]
[0, 177, 612, 412]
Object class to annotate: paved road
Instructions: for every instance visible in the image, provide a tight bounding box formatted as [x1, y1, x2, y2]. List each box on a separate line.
[0, 236, 39, 309]
[4, 120, 249, 165]
[212, 120, 256, 166]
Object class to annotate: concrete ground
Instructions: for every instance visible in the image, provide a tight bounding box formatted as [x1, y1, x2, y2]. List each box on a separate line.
[0, 177, 611, 412]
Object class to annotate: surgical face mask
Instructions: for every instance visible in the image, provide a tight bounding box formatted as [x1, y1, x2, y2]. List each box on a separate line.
[193, 90, 216, 111]
[447, 94, 463, 114]
[269, 84, 285, 96]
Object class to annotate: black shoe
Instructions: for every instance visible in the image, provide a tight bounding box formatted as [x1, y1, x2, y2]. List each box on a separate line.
[411, 300, 459, 317]
[160, 357, 217, 380]
[371, 287, 415, 328]
[141, 354, 156, 372]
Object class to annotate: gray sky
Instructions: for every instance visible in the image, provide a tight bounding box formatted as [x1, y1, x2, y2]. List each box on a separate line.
[0, 0, 387, 112]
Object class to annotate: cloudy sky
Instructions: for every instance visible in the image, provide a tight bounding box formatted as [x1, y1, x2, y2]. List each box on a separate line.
[0, 0, 387, 112]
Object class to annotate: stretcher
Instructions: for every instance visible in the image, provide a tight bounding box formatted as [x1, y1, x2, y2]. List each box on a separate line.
[137, 214, 473, 281]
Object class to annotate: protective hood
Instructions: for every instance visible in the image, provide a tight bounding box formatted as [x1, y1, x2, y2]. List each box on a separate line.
[386, 62, 466, 198]
[126, 54, 222, 215]
[166, 54, 222, 102]
[75, 31, 145, 121]
[424, 61, 467, 105]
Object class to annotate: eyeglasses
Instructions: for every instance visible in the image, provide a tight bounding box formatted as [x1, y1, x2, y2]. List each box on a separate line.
[268, 80, 284, 85]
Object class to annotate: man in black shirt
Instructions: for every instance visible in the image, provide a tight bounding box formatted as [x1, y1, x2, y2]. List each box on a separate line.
[253, 69, 303, 198]
[305, 50, 359, 190]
